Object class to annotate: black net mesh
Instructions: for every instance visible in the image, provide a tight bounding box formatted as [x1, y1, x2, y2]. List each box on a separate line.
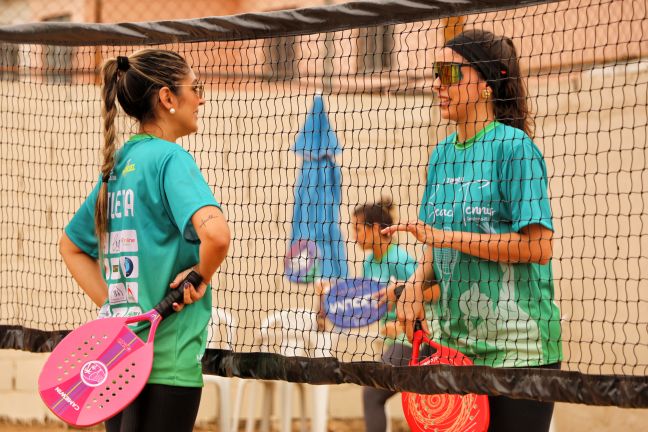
[1, 0, 647, 406]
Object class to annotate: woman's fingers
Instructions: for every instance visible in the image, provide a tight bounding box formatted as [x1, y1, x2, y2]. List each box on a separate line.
[382, 222, 432, 244]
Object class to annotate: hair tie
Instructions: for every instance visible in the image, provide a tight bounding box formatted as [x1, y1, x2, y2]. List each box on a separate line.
[102, 173, 110, 183]
[116, 56, 130, 72]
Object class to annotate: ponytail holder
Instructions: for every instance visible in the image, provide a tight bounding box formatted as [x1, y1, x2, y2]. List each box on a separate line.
[102, 173, 110, 183]
[117, 56, 130, 72]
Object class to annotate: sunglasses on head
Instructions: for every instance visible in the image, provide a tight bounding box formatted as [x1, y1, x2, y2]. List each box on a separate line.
[433, 62, 470, 86]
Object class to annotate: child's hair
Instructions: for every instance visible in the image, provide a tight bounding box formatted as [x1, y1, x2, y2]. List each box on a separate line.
[353, 197, 394, 229]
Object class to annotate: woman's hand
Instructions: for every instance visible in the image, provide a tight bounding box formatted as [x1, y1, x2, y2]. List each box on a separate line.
[169, 267, 208, 312]
[396, 281, 430, 341]
[381, 221, 451, 248]
[374, 280, 399, 309]
[381, 321, 403, 339]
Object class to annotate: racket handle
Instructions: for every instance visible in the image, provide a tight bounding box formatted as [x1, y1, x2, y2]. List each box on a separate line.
[154, 270, 203, 319]
[394, 284, 405, 299]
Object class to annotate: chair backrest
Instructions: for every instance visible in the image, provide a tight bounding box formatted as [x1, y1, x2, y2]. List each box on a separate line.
[208, 307, 238, 350]
[257, 308, 334, 357]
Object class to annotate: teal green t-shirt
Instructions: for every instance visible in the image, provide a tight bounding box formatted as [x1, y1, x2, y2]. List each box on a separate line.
[65, 134, 221, 387]
[419, 122, 562, 367]
[362, 244, 418, 346]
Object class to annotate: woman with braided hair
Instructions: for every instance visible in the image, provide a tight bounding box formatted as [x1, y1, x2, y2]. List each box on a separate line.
[59, 49, 230, 432]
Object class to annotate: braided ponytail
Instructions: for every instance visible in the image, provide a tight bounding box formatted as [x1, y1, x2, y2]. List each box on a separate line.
[95, 58, 120, 256]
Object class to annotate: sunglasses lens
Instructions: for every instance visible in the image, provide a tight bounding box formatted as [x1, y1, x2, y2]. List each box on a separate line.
[434, 63, 461, 85]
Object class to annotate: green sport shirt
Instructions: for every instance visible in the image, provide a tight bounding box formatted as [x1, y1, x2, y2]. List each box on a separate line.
[419, 122, 562, 367]
[65, 134, 221, 387]
[362, 244, 421, 347]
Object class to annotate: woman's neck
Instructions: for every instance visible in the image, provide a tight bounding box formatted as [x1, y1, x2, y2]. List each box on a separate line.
[456, 104, 495, 143]
[372, 241, 391, 261]
[139, 124, 178, 143]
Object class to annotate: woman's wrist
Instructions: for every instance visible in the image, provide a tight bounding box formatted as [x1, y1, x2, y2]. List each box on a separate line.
[191, 266, 209, 287]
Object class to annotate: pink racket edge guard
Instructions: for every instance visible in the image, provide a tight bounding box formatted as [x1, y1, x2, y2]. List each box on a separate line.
[38, 310, 161, 427]
[401, 324, 490, 432]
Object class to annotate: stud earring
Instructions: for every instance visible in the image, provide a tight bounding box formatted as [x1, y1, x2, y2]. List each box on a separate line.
[169, 108, 176, 114]
[481, 90, 491, 99]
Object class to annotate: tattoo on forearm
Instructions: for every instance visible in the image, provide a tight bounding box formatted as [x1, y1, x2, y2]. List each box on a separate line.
[199, 214, 217, 228]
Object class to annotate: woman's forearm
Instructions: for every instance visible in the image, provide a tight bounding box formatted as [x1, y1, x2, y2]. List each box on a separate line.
[444, 224, 552, 265]
[59, 233, 108, 307]
[409, 246, 439, 302]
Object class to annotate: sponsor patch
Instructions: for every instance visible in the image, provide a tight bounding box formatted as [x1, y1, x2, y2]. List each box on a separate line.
[120, 256, 139, 278]
[126, 282, 138, 303]
[109, 230, 138, 254]
[108, 283, 127, 304]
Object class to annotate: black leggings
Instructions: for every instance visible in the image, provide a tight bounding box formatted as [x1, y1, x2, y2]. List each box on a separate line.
[105, 383, 201, 432]
[487, 363, 560, 432]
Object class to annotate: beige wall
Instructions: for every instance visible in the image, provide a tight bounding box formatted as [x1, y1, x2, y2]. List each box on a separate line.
[1, 59, 648, 427]
[2, 0, 648, 428]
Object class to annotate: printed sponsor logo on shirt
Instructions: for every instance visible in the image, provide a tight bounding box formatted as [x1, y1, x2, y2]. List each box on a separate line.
[109, 230, 138, 254]
[125, 307, 142, 318]
[119, 256, 139, 278]
[109, 257, 121, 280]
[434, 208, 454, 218]
[108, 189, 135, 220]
[111, 307, 128, 317]
[109, 283, 127, 304]
[126, 282, 138, 303]
[464, 206, 495, 216]
[122, 159, 136, 176]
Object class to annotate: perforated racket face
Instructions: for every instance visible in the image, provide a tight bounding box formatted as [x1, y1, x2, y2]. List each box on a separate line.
[39, 317, 154, 427]
[401, 345, 489, 432]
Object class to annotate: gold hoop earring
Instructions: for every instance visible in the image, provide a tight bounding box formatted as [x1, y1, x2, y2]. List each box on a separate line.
[481, 90, 491, 99]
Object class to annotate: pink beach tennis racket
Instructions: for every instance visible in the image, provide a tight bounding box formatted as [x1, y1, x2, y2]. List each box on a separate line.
[38, 271, 202, 427]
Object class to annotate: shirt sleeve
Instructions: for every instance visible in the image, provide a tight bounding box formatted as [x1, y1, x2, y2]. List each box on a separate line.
[161, 150, 221, 242]
[501, 137, 554, 232]
[65, 180, 101, 258]
[393, 250, 418, 282]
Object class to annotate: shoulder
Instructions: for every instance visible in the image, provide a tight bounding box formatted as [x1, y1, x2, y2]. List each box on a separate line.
[492, 123, 543, 160]
[434, 133, 455, 152]
[143, 140, 196, 170]
[152, 139, 191, 158]
[429, 133, 455, 164]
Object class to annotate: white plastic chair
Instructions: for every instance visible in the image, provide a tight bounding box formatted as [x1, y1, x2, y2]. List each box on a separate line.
[233, 308, 333, 432]
[203, 307, 238, 432]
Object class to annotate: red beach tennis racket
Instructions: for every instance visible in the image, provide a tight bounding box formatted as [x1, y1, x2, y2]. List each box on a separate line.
[38, 271, 202, 427]
[401, 320, 490, 432]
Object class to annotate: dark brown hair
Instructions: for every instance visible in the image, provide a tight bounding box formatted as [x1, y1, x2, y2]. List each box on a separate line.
[353, 197, 394, 229]
[95, 49, 190, 254]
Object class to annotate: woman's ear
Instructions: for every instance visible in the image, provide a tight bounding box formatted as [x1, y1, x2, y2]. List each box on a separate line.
[481, 85, 493, 99]
[158, 87, 176, 111]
